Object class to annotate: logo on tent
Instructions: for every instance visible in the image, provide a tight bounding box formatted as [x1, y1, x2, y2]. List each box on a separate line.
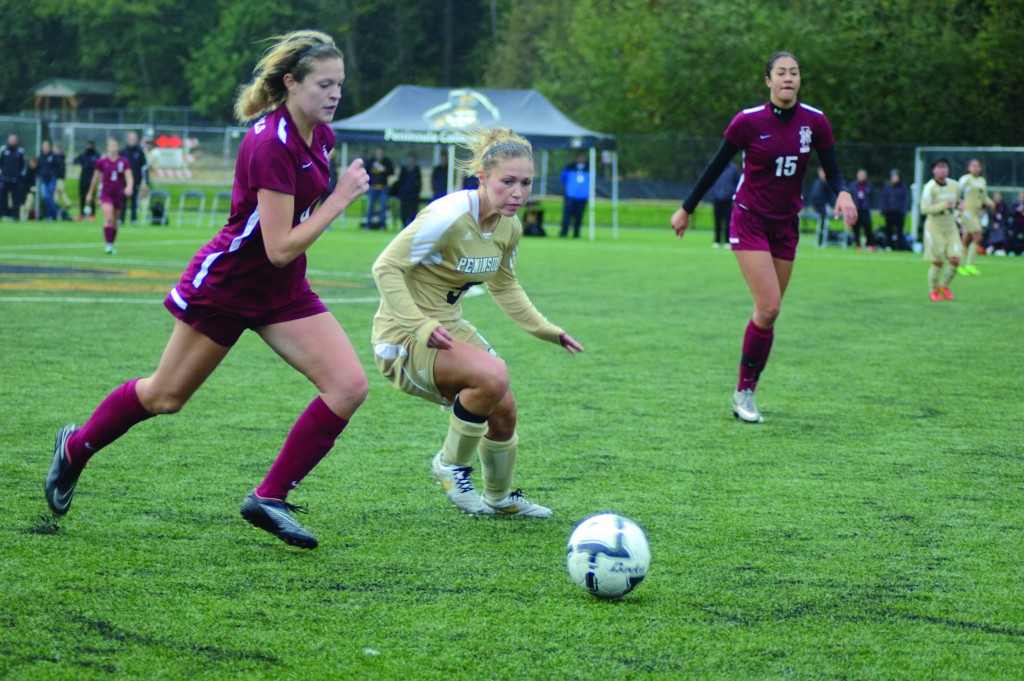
[423, 89, 501, 130]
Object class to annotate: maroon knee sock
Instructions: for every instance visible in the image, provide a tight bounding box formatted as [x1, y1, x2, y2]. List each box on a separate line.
[256, 397, 349, 501]
[103, 226, 117, 244]
[67, 378, 154, 465]
[737, 319, 775, 392]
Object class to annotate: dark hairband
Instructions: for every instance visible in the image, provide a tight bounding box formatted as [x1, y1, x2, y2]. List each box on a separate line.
[482, 142, 530, 160]
[294, 42, 322, 67]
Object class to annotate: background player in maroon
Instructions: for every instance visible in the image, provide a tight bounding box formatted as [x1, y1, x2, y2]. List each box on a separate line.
[671, 51, 858, 423]
[85, 138, 133, 254]
[45, 30, 371, 549]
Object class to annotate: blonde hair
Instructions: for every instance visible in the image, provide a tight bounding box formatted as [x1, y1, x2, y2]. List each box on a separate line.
[233, 30, 343, 123]
[455, 127, 533, 179]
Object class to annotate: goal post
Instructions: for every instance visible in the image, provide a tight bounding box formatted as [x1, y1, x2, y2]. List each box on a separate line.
[912, 146, 1024, 240]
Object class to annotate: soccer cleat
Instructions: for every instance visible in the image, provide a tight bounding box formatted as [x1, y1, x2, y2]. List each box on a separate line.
[732, 389, 764, 423]
[482, 489, 553, 518]
[104, 244, 116, 255]
[431, 451, 491, 515]
[965, 265, 980, 276]
[45, 425, 85, 515]
[240, 492, 318, 549]
[929, 290, 943, 302]
[940, 286, 954, 301]
[956, 265, 969, 276]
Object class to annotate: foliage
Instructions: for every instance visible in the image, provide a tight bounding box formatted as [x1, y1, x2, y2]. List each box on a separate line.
[2, 0, 1021, 145]
[2, 221, 1024, 678]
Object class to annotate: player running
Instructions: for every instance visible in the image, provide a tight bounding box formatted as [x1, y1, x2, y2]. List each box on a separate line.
[921, 158, 962, 301]
[670, 51, 857, 423]
[45, 30, 370, 549]
[957, 158, 994, 276]
[371, 128, 583, 517]
[85, 138, 133, 254]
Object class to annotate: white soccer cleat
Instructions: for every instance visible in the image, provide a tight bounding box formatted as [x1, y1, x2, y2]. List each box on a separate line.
[483, 489, 553, 518]
[732, 389, 764, 423]
[431, 451, 491, 515]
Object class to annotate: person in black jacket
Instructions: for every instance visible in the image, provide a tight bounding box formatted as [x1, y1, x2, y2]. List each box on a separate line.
[393, 153, 422, 227]
[880, 169, 909, 251]
[122, 131, 149, 224]
[74, 140, 100, 220]
[0, 133, 28, 220]
[431, 150, 449, 200]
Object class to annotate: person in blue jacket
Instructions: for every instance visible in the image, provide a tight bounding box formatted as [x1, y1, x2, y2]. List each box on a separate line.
[559, 151, 590, 238]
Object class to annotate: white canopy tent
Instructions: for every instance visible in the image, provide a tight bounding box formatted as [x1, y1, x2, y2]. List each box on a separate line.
[331, 86, 619, 239]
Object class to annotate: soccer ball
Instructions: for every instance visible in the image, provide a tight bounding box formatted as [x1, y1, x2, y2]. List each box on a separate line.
[566, 513, 651, 599]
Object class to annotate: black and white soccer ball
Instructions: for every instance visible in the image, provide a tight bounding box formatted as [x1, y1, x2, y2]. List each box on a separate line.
[566, 513, 650, 599]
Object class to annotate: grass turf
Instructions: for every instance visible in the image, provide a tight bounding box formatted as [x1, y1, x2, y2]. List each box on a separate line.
[1, 218, 1022, 679]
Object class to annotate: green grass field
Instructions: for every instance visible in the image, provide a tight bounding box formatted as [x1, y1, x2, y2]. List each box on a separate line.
[2, 217, 1022, 679]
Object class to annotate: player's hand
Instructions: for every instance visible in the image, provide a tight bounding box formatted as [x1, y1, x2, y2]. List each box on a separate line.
[835, 191, 858, 228]
[332, 159, 370, 208]
[124, 186, 133, 198]
[670, 207, 691, 239]
[427, 325, 454, 350]
[559, 332, 584, 355]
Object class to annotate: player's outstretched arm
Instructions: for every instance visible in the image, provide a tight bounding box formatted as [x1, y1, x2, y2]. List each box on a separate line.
[671, 207, 691, 239]
[559, 332, 584, 355]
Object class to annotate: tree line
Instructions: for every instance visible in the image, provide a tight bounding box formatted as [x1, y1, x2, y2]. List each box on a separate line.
[4, 0, 1021, 145]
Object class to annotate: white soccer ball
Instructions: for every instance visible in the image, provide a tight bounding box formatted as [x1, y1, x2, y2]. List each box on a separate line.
[566, 513, 651, 599]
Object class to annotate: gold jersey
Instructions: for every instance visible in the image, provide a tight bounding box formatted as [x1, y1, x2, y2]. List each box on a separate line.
[920, 178, 961, 232]
[957, 173, 994, 215]
[371, 190, 563, 347]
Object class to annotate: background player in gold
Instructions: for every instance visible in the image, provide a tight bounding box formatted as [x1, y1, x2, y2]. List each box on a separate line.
[957, 158, 994, 276]
[371, 128, 584, 517]
[920, 158, 962, 301]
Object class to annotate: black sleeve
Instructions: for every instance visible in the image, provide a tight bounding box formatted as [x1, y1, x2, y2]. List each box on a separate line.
[817, 146, 848, 197]
[681, 139, 740, 213]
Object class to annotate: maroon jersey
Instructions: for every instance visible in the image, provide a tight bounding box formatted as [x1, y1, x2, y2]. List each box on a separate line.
[95, 156, 130, 199]
[168, 104, 334, 314]
[725, 102, 835, 221]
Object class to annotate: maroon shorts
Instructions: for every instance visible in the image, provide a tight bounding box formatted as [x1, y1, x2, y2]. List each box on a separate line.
[100, 191, 125, 210]
[729, 206, 800, 261]
[162, 288, 330, 347]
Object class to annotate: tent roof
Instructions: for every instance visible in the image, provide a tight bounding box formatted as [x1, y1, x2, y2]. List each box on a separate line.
[332, 86, 613, 149]
[32, 78, 119, 98]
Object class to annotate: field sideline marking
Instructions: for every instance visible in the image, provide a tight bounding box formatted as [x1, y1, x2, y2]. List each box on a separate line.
[0, 239, 205, 251]
[0, 295, 383, 305]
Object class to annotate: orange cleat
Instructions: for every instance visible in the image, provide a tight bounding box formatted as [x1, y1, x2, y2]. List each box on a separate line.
[940, 286, 954, 301]
[929, 290, 943, 302]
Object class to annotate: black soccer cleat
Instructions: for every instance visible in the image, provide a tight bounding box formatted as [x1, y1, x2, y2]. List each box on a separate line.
[240, 491, 319, 549]
[45, 425, 85, 515]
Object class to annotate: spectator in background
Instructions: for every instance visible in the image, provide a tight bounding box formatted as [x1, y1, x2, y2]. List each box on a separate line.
[0, 133, 28, 220]
[122, 131, 149, 225]
[851, 168, 876, 250]
[708, 160, 740, 248]
[559, 151, 590, 238]
[53, 143, 72, 219]
[364, 146, 393, 230]
[984, 191, 1009, 255]
[74, 140, 99, 220]
[38, 140, 62, 220]
[431, 150, 449, 200]
[880, 169, 909, 251]
[808, 166, 834, 245]
[462, 174, 479, 190]
[21, 157, 39, 219]
[393, 153, 422, 227]
[1010, 191, 1024, 256]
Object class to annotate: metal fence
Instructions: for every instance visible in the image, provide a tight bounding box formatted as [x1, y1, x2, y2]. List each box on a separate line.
[4, 114, 1021, 209]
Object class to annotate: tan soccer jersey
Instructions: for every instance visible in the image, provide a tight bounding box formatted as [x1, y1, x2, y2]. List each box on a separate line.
[958, 173, 993, 215]
[920, 178, 961, 232]
[371, 190, 563, 347]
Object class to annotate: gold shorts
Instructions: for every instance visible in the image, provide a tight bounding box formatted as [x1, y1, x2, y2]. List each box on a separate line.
[373, 320, 499, 406]
[960, 210, 982, 234]
[924, 224, 962, 262]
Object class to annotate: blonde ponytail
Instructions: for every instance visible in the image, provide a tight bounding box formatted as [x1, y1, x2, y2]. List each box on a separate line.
[455, 127, 533, 179]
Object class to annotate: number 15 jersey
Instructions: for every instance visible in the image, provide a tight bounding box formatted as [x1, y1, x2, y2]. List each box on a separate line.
[724, 102, 836, 221]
